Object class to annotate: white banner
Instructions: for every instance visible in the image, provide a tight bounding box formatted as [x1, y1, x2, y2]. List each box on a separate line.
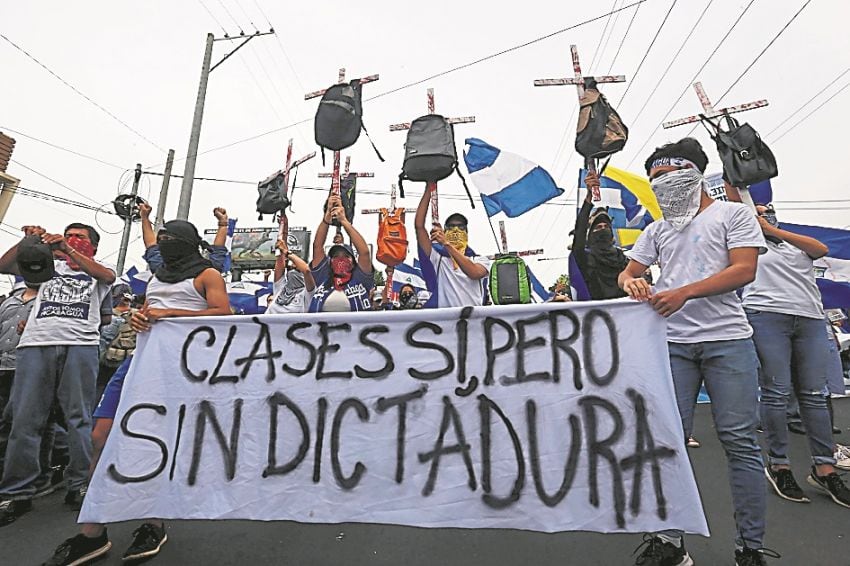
[81, 301, 708, 535]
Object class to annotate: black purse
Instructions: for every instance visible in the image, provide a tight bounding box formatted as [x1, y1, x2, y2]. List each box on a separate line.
[701, 114, 778, 187]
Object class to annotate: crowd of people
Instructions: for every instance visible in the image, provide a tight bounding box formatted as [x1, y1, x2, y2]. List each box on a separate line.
[0, 136, 846, 566]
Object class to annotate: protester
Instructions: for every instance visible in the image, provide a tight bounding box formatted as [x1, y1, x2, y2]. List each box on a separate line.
[619, 138, 773, 565]
[572, 171, 628, 299]
[96, 285, 135, 396]
[266, 239, 315, 314]
[140, 203, 230, 272]
[309, 194, 374, 312]
[0, 224, 115, 526]
[414, 188, 488, 307]
[43, 219, 231, 565]
[741, 203, 850, 507]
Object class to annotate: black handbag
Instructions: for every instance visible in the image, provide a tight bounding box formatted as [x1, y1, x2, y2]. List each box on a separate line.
[701, 114, 778, 187]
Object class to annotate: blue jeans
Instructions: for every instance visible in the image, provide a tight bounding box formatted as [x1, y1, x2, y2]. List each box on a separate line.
[746, 310, 836, 466]
[665, 339, 766, 549]
[0, 346, 97, 498]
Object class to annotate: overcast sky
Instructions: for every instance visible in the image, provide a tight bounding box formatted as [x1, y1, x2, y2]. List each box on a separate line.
[2, 0, 848, 289]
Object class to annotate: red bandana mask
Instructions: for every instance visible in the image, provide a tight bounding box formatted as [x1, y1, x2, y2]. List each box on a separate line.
[331, 256, 354, 291]
[61, 236, 95, 269]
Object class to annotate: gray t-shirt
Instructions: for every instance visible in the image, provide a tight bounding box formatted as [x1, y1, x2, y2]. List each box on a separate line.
[628, 201, 765, 344]
[741, 240, 824, 319]
[18, 260, 115, 348]
[0, 289, 36, 370]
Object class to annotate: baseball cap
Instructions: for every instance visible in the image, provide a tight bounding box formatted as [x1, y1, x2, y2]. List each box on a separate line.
[328, 244, 355, 259]
[17, 235, 55, 284]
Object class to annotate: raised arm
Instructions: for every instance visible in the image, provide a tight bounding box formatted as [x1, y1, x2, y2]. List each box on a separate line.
[42, 233, 116, 284]
[139, 202, 156, 248]
[338, 209, 373, 274]
[414, 187, 433, 256]
[212, 208, 229, 247]
[759, 217, 828, 259]
[276, 239, 316, 292]
[0, 226, 46, 275]
[431, 226, 487, 280]
[311, 195, 337, 268]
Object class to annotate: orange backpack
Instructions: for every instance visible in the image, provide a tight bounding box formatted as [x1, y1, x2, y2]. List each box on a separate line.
[376, 207, 408, 267]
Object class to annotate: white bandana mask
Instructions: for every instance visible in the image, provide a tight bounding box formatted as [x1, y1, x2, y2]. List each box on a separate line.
[651, 168, 706, 231]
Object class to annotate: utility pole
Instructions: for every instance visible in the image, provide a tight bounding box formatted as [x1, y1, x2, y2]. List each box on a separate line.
[177, 30, 275, 220]
[116, 163, 142, 275]
[155, 149, 175, 231]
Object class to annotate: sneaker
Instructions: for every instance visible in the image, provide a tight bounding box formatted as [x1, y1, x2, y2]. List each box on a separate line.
[835, 445, 850, 471]
[787, 421, 806, 435]
[43, 531, 112, 566]
[64, 487, 86, 509]
[633, 534, 694, 566]
[0, 499, 33, 527]
[807, 467, 850, 508]
[686, 436, 700, 448]
[122, 522, 168, 562]
[764, 466, 809, 503]
[735, 546, 781, 565]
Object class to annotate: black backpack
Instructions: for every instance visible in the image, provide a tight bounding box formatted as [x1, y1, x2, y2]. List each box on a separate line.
[575, 83, 629, 159]
[256, 170, 290, 220]
[399, 114, 474, 207]
[314, 81, 383, 163]
[701, 114, 778, 187]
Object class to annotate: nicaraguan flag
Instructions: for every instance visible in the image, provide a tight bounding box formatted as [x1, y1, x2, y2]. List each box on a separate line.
[464, 138, 563, 218]
[577, 166, 661, 248]
[226, 280, 272, 315]
[221, 218, 238, 273]
[119, 266, 152, 297]
[783, 222, 850, 309]
[527, 265, 554, 303]
[391, 262, 427, 295]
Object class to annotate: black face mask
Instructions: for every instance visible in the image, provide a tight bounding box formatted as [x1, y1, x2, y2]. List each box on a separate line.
[158, 239, 198, 264]
[588, 228, 614, 248]
[399, 291, 417, 309]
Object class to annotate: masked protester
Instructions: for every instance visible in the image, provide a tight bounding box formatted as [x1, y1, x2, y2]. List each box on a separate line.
[267, 240, 316, 314]
[0, 224, 115, 528]
[741, 204, 850, 508]
[571, 172, 628, 300]
[414, 188, 489, 307]
[308, 194, 374, 312]
[619, 138, 775, 566]
[396, 284, 419, 310]
[43, 219, 231, 565]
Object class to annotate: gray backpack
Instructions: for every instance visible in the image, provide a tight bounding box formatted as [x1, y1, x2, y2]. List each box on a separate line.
[256, 170, 290, 220]
[398, 114, 474, 207]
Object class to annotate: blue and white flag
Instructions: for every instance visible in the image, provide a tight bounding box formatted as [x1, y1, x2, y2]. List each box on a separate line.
[221, 218, 238, 273]
[783, 222, 850, 309]
[119, 266, 153, 297]
[464, 138, 563, 218]
[226, 280, 273, 315]
[527, 266, 553, 303]
[391, 261, 427, 295]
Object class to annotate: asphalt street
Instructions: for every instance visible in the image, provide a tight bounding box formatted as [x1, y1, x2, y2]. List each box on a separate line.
[2, 400, 849, 566]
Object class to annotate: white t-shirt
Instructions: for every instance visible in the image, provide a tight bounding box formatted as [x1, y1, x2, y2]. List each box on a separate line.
[429, 248, 489, 308]
[266, 273, 314, 314]
[19, 259, 115, 348]
[628, 201, 765, 344]
[741, 240, 824, 319]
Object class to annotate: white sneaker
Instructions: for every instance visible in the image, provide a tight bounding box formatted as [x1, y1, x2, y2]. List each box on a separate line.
[835, 444, 850, 471]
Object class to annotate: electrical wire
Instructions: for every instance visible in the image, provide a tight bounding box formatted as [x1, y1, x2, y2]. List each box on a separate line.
[771, 79, 850, 143]
[8, 185, 117, 214]
[765, 67, 850, 138]
[146, 1, 648, 171]
[0, 126, 125, 170]
[627, 0, 715, 127]
[683, 0, 814, 138]
[607, 0, 642, 74]
[594, 0, 625, 74]
[615, 0, 679, 107]
[232, 0, 260, 32]
[0, 34, 164, 153]
[196, 0, 229, 35]
[588, 1, 620, 74]
[215, 0, 245, 34]
[624, 0, 758, 168]
[10, 160, 102, 205]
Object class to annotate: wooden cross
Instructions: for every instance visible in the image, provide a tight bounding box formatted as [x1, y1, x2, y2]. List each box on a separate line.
[663, 82, 768, 208]
[266, 138, 315, 254]
[662, 82, 768, 129]
[534, 44, 626, 201]
[389, 88, 475, 225]
[487, 220, 544, 260]
[318, 155, 374, 235]
[305, 68, 379, 197]
[361, 184, 404, 215]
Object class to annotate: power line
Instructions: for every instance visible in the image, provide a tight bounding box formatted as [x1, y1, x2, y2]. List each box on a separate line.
[0, 126, 126, 170]
[215, 0, 245, 34]
[9, 185, 116, 214]
[765, 67, 850, 137]
[196, 0, 229, 35]
[0, 34, 165, 153]
[147, 1, 648, 171]
[616, 0, 679, 107]
[627, 0, 715, 127]
[594, 0, 625, 73]
[683, 0, 814, 138]
[607, 0, 642, 74]
[10, 159, 103, 205]
[588, 0, 620, 74]
[771, 79, 850, 143]
[624, 0, 758, 168]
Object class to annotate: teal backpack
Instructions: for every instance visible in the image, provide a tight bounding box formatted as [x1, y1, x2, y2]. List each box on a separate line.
[489, 253, 532, 305]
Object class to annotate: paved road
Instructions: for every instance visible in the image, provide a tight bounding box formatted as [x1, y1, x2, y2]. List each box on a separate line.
[3, 400, 849, 565]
